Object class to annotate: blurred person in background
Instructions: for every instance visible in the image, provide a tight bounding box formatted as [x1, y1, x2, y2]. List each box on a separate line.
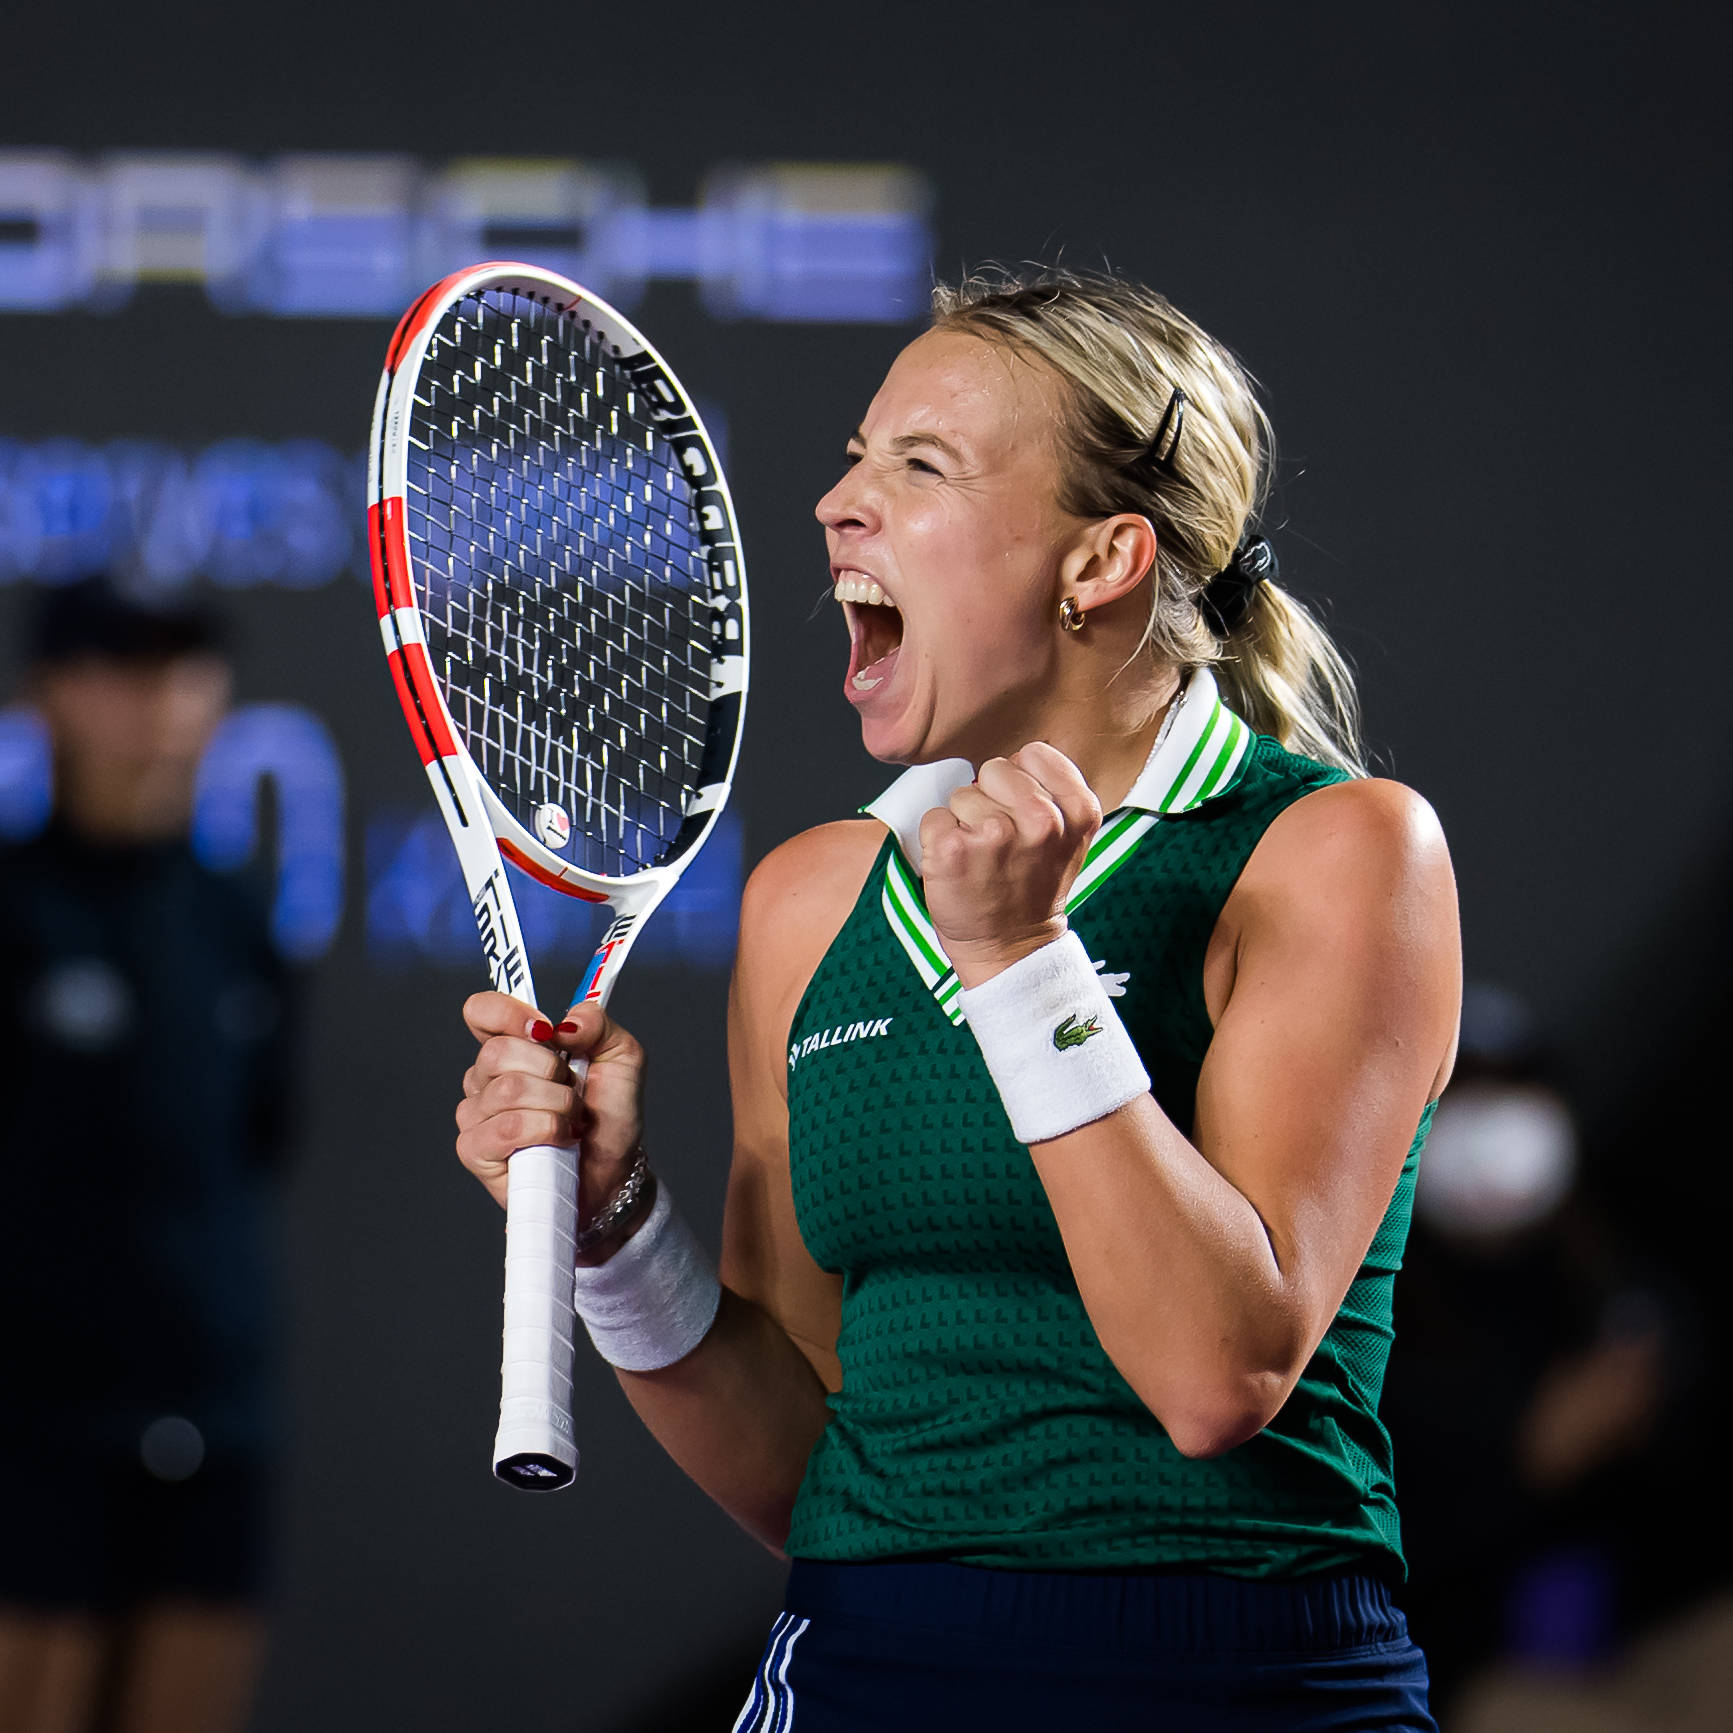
[0, 579, 293, 1733]
[1382, 985, 1710, 1728]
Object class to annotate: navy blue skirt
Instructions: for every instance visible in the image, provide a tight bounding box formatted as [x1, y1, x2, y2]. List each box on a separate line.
[733, 1560, 1437, 1732]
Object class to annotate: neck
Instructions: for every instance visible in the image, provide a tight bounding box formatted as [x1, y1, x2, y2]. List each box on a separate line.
[964, 658, 1184, 814]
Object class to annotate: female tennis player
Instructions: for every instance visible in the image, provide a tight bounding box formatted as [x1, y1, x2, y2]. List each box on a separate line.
[455, 270, 1460, 1730]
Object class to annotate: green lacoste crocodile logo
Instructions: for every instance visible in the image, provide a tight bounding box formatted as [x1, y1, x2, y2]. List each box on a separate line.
[1052, 1013, 1103, 1051]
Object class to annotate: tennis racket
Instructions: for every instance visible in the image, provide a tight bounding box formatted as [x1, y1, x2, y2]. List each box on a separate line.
[367, 262, 748, 1490]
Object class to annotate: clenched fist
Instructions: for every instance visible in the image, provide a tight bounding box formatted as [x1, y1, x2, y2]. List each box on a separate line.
[918, 742, 1102, 989]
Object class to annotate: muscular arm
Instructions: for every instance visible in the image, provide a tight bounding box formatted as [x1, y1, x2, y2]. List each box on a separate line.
[931, 764, 1460, 1460]
[611, 823, 874, 1545]
[1034, 781, 1458, 1455]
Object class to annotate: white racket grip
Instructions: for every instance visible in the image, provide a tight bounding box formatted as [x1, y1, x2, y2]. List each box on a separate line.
[492, 1139, 581, 1486]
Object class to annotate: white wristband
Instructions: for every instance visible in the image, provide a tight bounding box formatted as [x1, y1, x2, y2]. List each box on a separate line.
[957, 928, 1151, 1145]
[570, 1179, 722, 1372]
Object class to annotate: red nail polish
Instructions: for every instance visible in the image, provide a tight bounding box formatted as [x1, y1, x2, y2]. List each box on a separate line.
[529, 1019, 554, 1042]
[556, 1020, 579, 1034]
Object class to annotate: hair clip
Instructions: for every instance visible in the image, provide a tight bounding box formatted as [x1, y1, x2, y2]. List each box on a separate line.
[1145, 387, 1187, 473]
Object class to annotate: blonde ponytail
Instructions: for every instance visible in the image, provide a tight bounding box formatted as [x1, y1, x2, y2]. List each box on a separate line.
[1216, 580, 1365, 776]
[930, 268, 1367, 777]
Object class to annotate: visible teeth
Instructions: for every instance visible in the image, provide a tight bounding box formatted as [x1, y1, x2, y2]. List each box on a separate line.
[852, 671, 884, 690]
[833, 575, 895, 606]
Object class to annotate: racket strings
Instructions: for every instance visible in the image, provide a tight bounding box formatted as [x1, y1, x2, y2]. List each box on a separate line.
[404, 289, 714, 877]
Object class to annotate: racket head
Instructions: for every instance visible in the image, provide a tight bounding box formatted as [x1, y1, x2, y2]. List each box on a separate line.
[367, 261, 748, 905]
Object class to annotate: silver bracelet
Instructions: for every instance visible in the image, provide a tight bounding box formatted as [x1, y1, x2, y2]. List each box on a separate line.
[572, 1147, 652, 1252]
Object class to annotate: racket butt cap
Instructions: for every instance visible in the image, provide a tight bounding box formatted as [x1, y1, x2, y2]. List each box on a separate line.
[494, 1451, 577, 1492]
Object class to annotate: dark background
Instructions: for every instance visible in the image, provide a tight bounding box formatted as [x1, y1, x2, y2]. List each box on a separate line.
[2, 3, 1727, 1727]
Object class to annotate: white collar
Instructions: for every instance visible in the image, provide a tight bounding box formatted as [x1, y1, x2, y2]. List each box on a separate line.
[861, 668, 1253, 874]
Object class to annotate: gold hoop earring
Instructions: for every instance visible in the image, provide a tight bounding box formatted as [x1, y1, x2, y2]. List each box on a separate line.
[1060, 596, 1086, 633]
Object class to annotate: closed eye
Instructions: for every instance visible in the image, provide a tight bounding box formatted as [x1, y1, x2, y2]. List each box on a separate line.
[838, 445, 944, 476]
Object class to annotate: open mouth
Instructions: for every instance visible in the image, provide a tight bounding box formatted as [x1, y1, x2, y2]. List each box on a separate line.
[836, 573, 904, 691]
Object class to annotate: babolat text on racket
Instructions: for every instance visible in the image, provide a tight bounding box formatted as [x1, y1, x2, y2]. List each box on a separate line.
[367, 262, 748, 1490]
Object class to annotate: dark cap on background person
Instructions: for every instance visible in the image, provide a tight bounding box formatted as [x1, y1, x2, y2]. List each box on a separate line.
[29, 575, 226, 668]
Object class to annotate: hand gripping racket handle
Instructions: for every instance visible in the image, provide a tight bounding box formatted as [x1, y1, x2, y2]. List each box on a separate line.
[493, 934, 627, 1491]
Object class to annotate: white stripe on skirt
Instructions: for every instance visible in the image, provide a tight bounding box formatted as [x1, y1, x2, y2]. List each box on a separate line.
[732, 1612, 810, 1732]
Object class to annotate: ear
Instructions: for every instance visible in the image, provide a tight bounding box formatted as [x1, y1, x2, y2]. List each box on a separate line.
[1056, 513, 1158, 614]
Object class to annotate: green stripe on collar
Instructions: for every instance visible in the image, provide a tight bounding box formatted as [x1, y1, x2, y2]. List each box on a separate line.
[864, 669, 1253, 1022]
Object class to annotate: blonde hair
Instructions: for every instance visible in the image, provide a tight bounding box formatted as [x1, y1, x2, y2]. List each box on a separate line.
[929, 268, 1367, 776]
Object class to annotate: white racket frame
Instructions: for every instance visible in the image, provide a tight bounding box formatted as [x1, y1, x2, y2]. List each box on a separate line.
[367, 261, 748, 1489]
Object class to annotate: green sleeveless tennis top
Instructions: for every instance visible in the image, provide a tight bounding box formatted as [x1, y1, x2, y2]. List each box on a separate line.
[783, 671, 1432, 1578]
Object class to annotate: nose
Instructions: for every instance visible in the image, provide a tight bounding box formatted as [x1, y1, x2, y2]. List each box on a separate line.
[815, 461, 876, 537]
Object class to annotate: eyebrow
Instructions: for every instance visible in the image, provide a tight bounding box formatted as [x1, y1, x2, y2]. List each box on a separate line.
[846, 427, 967, 463]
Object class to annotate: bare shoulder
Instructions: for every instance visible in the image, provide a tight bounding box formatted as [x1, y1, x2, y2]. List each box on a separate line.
[736, 818, 885, 1014]
[1241, 777, 1454, 908]
[1213, 778, 1461, 1093]
[744, 817, 885, 917]
[1210, 778, 1458, 1017]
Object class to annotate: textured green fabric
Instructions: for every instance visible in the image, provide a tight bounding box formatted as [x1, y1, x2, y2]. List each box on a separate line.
[784, 734, 1433, 1577]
